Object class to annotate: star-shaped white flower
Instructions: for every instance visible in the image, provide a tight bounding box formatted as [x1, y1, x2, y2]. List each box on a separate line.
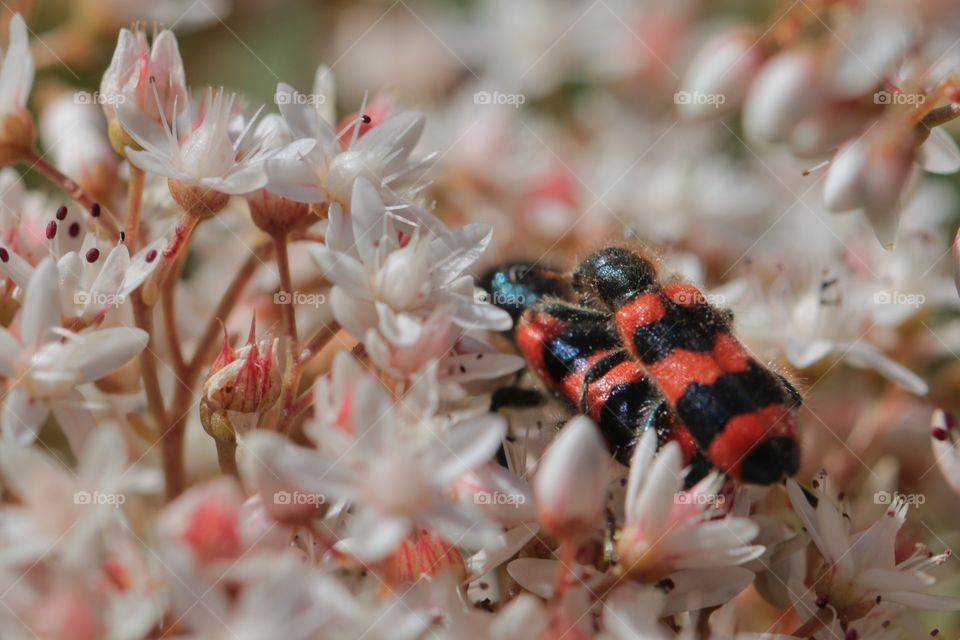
[0, 259, 148, 450]
[265, 67, 434, 209]
[118, 87, 270, 196]
[786, 472, 960, 624]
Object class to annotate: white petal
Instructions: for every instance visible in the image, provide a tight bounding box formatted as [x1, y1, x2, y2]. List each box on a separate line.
[49, 393, 95, 457]
[1, 387, 48, 444]
[661, 567, 755, 615]
[534, 415, 609, 536]
[68, 327, 148, 384]
[841, 342, 928, 394]
[0, 327, 21, 377]
[435, 413, 506, 484]
[625, 429, 658, 523]
[308, 246, 370, 296]
[22, 258, 62, 348]
[0, 15, 34, 112]
[336, 508, 409, 562]
[882, 590, 960, 611]
[920, 127, 960, 175]
[0, 246, 34, 289]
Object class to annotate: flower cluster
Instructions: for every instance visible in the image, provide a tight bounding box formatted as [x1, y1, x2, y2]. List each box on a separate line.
[0, 2, 958, 639]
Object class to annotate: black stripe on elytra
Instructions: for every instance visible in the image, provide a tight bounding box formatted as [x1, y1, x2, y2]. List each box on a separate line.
[675, 362, 791, 448]
[628, 293, 729, 365]
[597, 379, 660, 456]
[599, 393, 671, 466]
[541, 321, 622, 386]
[538, 300, 612, 323]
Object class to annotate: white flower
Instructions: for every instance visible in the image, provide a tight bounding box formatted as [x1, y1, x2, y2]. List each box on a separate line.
[311, 178, 511, 351]
[0, 172, 89, 272]
[743, 49, 821, 144]
[743, 267, 928, 394]
[0, 259, 148, 450]
[0, 229, 166, 322]
[678, 29, 764, 120]
[615, 429, 764, 582]
[786, 473, 960, 624]
[823, 122, 918, 249]
[40, 94, 118, 202]
[533, 415, 609, 540]
[0, 426, 161, 567]
[119, 88, 270, 198]
[0, 13, 35, 159]
[100, 26, 186, 124]
[241, 360, 506, 562]
[266, 68, 434, 208]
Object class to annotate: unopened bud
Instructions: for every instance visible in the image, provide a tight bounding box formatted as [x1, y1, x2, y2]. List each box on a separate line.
[534, 416, 609, 542]
[247, 188, 311, 235]
[0, 110, 35, 165]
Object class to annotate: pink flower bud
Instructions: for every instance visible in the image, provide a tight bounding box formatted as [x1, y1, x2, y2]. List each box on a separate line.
[100, 27, 186, 125]
[534, 416, 609, 541]
[203, 318, 280, 415]
[823, 122, 917, 248]
[678, 30, 765, 120]
[743, 50, 822, 144]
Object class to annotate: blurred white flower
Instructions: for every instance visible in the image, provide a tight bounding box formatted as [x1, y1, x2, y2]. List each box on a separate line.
[0, 427, 161, 567]
[533, 415, 609, 541]
[0, 259, 148, 450]
[242, 361, 505, 562]
[678, 29, 765, 120]
[40, 94, 118, 203]
[786, 473, 960, 624]
[0, 14, 35, 161]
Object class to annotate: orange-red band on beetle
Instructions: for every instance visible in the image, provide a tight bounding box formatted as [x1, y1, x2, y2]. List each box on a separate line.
[584, 359, 645, 420]
[615, 292, 665, 332]
[707, 405, 796, 477]
[711, 332, 751, 373]
[516, 312, 565, 382]
[648, 349, 725, 403]
[662, 282, 704, 308]
[560, 350, 610, 408]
